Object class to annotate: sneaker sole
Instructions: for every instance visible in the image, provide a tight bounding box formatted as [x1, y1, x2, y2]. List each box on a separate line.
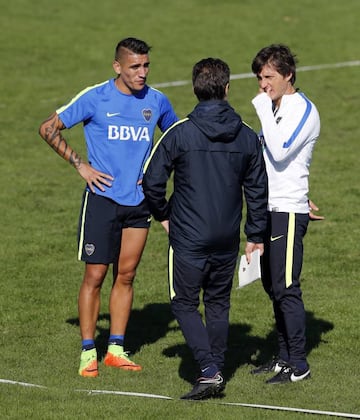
[266, 371, 311, 385]
[79, 369, 99, 378]
[104, 354, 142, 371]
[291, 371, 311, 382]
[181, 383, 225, 400]
[79, 360, 99, 378]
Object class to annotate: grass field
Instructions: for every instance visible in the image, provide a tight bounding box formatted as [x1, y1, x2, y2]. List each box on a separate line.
[0, 0, 359, 418]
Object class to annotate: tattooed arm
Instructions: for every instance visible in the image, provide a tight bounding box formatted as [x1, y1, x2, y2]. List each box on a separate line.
[39, 113, 113, 192]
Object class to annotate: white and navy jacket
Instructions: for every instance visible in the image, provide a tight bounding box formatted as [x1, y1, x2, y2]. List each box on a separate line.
[252, 92, 320, 214]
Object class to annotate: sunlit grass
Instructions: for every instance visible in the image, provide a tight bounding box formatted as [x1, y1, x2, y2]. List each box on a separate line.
[0, 0, 359, 418]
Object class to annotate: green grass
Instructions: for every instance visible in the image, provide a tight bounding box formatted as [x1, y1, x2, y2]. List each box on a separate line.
[1, 0, 359, 418]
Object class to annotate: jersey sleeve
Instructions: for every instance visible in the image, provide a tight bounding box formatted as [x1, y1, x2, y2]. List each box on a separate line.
[156, 94, 178, 132]
[56, 87, 97, 129]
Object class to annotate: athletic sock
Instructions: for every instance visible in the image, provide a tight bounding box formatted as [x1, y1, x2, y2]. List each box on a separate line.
[82, 339, 95, 351]
[294, 361, 309, 372]
[108, 335, 124, 347]
[200, 363, 219, 378]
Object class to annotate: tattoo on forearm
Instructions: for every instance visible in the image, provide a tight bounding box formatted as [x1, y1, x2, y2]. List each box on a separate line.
[43, 115, 81, 168]
[69, 153, 82, 169]
[44, 125, 67, 154]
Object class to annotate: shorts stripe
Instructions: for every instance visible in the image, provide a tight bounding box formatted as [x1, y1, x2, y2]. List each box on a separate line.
[168, 246, 176, 300]
[78, 191, 89, 261]
[285, 213, 295, 288]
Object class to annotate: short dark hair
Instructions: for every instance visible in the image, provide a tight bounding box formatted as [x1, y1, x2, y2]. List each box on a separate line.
[192, 58, 230, 101]
[251, 44, 297, 85]
[115, 37, 151, 60]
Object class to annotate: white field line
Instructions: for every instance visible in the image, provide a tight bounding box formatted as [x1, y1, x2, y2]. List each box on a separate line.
[152, 60, 360, 88]
[0, 378, 46, 388]
[220, 402, 360, 419]
[39, 60, 360, 104]
[2, 378, 360, 418]
[76, 388, 173, 400]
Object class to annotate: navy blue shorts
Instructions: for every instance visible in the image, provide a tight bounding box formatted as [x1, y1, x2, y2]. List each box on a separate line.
[77, 191, 151, 264]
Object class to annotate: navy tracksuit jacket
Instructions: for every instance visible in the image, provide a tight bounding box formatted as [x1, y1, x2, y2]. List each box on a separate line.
[143, 100, 268, 371]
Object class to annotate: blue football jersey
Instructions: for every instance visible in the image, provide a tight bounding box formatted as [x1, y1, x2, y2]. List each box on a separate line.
[57, 78, 178, 205]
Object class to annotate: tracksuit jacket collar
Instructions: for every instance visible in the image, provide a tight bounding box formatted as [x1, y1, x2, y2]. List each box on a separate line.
[188, 100, 243, 143]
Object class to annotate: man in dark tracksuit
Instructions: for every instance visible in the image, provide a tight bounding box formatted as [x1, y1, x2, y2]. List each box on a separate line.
[143, 58, 268, 400]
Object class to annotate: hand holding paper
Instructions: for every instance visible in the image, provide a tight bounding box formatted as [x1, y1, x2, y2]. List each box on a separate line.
[238, 249, 261, 288]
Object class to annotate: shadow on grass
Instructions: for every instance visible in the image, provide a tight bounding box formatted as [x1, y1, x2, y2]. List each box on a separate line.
[249, 310, 334, 370]
[162, 310, 334, 385]
[66, 302, 175, 359]
[67, 305, 333, 383]
[162, 323, 266, 384]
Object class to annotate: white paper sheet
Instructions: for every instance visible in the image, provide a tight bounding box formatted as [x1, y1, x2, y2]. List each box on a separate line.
[237, 249, 261, 288]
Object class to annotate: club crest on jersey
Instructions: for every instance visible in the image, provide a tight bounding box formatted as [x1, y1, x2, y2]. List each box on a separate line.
[142, 109, 152, 121]
[85, 243, 95, 256]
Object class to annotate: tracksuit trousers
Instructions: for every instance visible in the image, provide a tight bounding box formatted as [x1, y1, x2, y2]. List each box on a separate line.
[168, 248, 237, 373]
[261, 211, 309, 370]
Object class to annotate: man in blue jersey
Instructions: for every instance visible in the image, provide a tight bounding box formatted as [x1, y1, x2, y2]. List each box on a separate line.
[39, 37, 177, 377]
[143, 58, 268, 399]
[249, 44, 321, 384]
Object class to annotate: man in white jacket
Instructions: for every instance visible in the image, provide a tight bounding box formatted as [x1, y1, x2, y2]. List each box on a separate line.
[250, 44, 320, 384]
